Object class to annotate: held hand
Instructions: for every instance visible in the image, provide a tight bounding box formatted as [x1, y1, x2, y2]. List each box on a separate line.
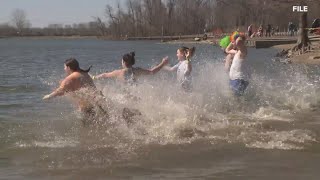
[42, 94, 51, 100]
[89, 73, 96, 80]
[162, 56, 169, 65]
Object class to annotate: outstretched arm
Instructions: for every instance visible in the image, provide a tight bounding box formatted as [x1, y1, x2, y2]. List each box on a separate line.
[92, 70, 120, 80]
[163, 65, 177, 71]
[135, 56, 169, 76]
[224, 53, 233, 72]
[43, 77, 72, 100]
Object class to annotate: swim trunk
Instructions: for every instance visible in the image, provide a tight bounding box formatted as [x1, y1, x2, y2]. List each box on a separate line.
[229, 79, 249, 96]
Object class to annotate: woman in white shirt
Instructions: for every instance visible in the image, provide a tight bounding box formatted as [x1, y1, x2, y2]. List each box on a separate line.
[164, 46, 195, 92]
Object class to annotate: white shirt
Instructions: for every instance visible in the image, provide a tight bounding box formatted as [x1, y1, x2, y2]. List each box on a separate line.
[229, 52, 249, 80]
[172, 60, 191, 84]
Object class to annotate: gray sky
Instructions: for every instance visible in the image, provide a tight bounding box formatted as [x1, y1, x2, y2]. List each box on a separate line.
[0, 0, 124, 27]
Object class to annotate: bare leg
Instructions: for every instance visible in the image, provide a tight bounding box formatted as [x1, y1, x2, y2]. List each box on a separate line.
[122, 107, 142, 125]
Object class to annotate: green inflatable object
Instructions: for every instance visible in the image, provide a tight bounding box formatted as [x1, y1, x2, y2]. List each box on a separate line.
[219, 36, 230, 48]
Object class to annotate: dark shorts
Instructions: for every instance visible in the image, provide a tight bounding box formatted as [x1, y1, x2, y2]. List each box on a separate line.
[229, 79, 249, 96]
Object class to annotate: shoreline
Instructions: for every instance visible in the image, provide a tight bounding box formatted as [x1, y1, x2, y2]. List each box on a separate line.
[2, 35, 320, 65]
[0, 36, 121, 40]
[272, 37, 320, 65]
[161, 37, 320, 65]
[160, 39, 214, 44]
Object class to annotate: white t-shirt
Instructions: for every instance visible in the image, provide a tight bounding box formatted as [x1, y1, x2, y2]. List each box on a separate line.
[229, 52, 249, 80]
[172, 60, 192, 84]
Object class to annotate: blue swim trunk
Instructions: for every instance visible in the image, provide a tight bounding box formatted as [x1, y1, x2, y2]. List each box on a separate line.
[229, 79, 249, 96]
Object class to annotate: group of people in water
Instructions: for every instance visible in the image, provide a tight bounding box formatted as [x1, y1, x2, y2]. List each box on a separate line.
[42, 33, 248, 124]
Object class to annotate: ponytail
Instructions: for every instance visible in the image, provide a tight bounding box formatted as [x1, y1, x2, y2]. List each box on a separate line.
[80, 65, 92, 73]
[122, 51, 136, 66]
[178, 46, 196, 57]
[65, 58, 91, 73]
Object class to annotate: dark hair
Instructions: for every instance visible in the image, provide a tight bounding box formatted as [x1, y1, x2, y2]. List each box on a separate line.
[64, 58, 91, 73]
[122, 51, 135, 66]
[178, 46, 196, 57]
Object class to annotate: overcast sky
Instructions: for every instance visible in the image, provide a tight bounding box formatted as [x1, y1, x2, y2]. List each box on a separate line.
[0, 0, 124, 27]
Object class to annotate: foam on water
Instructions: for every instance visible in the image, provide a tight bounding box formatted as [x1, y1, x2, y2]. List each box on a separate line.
[65, 60, 320, 151]
[9, 45, 320, 155]
[16, 137, 79, 148]
[245, 130, 317, 150]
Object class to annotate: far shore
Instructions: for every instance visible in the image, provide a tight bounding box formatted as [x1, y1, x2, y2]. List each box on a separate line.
[161, 36, 320, 65]
[2, 35, 319, 65]
[0, 35, 117, 40]
[272, 37, 320, 65]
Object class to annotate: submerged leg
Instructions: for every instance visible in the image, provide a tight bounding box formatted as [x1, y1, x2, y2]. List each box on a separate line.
[122, 107, 142, 125]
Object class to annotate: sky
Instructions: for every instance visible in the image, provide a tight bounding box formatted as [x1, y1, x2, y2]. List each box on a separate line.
[0, 0, 124, 28]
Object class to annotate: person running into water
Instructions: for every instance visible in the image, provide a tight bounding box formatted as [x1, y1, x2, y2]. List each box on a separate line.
[92, 52, 168, 124]
[92, 52, 168, 82]
[164, 47, 195, 92]
[43, 58, 107, 125]
[225, 35, 249, 96]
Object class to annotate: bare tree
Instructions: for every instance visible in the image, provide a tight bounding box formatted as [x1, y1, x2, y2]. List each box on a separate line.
[11, 9, 30, 35]
[292, 12, 310, 53]
[92, 17, 107, 36]
[105, 4, 120, 37]
[100, 0, 320, 38]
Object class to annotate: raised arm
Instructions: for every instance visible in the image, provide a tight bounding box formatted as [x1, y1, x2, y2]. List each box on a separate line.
[224, 53, 233, 72]
[163, 60, 180, 72]
[135, 56, 169, 76]
[225, 42, 237, 54]
[163, 65, 178, 72]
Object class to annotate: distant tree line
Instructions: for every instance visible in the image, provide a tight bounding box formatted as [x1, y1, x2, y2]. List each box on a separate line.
[104, 0, 320, 37]
[0, 1, 319, 38]
[0, 9, 107, 37]
[0, 18, 105, 37]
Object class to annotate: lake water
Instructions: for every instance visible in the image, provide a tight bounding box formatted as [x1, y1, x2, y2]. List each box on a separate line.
[1, 38, 320, 179]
